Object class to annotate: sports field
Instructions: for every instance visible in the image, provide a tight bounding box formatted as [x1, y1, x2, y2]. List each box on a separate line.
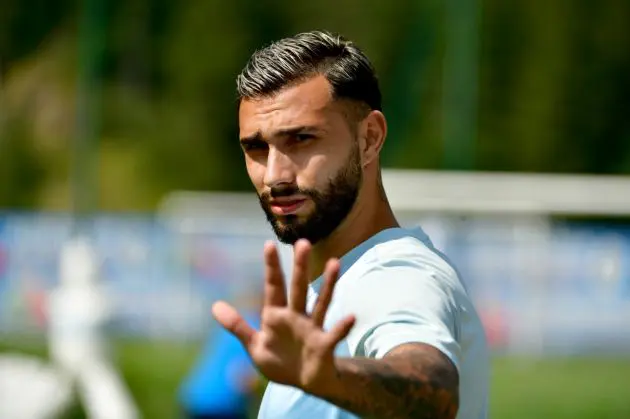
[1, 338, 629, 419]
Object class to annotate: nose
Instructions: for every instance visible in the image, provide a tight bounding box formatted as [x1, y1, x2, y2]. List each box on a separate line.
[264, 147, 296, 189]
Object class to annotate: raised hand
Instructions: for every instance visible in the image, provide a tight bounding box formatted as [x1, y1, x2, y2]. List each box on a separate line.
[211, 239, 356, 391]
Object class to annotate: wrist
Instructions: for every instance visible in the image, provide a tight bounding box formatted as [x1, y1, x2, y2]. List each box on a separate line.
[302, 357, 345, 398]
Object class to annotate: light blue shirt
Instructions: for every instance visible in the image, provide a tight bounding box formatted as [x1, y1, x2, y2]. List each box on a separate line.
[259, 227, 489, 419]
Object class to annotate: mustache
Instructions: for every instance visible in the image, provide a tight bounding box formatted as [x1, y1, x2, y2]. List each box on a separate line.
[260, 184, 316, 201]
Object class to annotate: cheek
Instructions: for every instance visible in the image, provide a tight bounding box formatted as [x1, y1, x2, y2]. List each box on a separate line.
[297, 154, 335, 190]
[246, 159, 266, 192]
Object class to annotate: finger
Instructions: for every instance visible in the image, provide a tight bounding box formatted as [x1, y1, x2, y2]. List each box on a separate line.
[212, 301, 256, 347]
[325, 315, 356, 348]
[289, 239, 311, 313]
[311, 258, 340, 327]
[263, 241, 287, 307]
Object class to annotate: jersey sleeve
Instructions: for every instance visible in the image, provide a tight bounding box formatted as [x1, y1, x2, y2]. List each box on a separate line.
[342, 252, 462, 371]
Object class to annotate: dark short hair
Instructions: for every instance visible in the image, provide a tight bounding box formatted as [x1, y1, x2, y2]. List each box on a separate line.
[236, 30, 381, 112]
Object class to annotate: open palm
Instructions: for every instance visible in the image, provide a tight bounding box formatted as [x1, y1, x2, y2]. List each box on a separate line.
[212, 239, 355, 390]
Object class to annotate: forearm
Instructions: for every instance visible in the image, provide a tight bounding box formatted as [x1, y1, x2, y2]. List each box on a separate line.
[308, 346, 459, 419]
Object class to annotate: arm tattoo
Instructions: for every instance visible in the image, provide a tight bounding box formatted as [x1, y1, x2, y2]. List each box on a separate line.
[316, 344, 459, 419]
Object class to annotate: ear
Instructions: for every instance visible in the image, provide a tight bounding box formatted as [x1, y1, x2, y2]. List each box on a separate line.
[359, 110, 387, 168]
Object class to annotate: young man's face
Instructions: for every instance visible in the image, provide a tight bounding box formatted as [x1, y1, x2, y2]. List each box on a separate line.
[238, 75, 363, 245]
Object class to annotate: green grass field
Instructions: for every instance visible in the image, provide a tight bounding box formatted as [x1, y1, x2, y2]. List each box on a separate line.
[1, 337, 629, 419]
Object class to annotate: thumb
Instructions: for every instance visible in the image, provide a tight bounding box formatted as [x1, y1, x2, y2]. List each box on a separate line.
[212, 301, 256, 347]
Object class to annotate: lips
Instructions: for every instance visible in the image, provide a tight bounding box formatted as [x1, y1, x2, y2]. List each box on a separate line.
[269, 198, 307, 215]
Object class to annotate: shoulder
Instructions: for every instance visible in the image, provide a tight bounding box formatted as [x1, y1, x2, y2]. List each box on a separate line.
[339, 230, 463, 298]
[331, 230, 470, 353]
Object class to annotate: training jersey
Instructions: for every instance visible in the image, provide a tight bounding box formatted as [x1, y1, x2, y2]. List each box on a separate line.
[259, 227, 489, 419]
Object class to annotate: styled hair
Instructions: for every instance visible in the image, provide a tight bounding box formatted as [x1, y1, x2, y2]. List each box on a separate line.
[236, 30, 381, 112]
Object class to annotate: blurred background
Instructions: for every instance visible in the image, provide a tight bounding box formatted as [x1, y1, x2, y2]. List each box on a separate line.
[1, 0, 630, 418]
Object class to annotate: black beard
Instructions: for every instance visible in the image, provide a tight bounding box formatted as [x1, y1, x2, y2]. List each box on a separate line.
[258, 150, 362, 245]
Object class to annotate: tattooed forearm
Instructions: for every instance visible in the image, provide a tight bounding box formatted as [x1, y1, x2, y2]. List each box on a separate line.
[310, 344, 459, 419]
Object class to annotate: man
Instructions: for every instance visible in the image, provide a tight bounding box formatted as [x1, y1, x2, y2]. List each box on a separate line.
[212, 31, 489, 419]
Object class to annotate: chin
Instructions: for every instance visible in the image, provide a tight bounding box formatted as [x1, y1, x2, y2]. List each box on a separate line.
[272, 225, 300, 245]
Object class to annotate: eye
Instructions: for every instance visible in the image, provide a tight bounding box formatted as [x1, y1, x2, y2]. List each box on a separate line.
[242, 140, 268, 152]
[295, 133, 314, 142]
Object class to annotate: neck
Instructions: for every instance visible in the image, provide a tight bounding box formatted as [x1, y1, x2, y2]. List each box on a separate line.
[308, 194, 399, 282]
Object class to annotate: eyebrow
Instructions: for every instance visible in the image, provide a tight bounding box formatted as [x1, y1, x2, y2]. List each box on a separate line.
[239, 132, 264, 146]
[239, 125, 322, 144]
[276, 125, 321, 137]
